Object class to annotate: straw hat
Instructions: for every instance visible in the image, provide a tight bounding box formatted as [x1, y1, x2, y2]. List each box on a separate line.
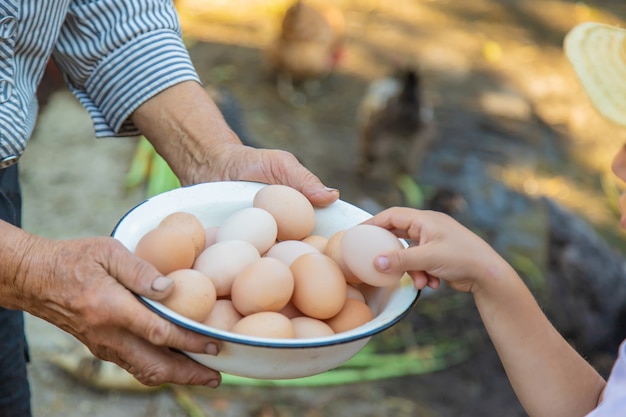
[564, 22, 626, 127]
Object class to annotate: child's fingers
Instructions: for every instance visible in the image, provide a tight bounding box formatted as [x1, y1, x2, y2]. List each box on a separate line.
[407, 270, 430, 289]
[363, 207, 425, 239]
[374, 244, 439, 276]
[427, 275, 441, 289]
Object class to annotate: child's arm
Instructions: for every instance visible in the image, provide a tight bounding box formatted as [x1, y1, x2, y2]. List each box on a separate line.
[365, 207, 606, 417]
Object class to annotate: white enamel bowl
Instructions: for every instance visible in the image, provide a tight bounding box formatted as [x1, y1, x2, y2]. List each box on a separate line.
[111, 181, 419, 380]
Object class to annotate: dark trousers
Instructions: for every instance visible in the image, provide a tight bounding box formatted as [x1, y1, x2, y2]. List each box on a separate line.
[0, 164, 32, 417]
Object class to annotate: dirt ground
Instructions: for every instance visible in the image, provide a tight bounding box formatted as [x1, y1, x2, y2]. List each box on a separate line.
[18, 1, 626, 416]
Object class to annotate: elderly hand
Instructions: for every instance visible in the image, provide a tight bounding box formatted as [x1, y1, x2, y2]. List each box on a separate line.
[2, 221, 221, 388]
[131, 81, 340, 208]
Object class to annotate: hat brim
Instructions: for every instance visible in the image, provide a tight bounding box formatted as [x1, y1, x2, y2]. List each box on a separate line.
[564, 22, 626, 127]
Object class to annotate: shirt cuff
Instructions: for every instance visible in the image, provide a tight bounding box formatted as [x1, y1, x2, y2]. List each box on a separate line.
[69, 30, 201, 138]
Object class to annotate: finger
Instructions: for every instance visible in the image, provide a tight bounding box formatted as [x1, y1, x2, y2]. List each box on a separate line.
[427, 275, 441, 289]
[103, 289, 220, 356]
[363, 207, 426, 238]
[115, 335, 222, 387]
[369, 226, 412, 240]
[281, 163, 340, 207]
[374, 244, 440, 277]
[260, 149, 340, 207]
[407, 270, 441, 290]
[102, 237, 176, 301]
[301, 183, 341, 208]
[409, 270, 430, 290]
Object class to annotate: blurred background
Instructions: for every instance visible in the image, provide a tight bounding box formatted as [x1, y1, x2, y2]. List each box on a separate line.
[22, 0, 626, 416]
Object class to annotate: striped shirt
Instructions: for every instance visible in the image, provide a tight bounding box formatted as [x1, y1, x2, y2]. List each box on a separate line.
[0, 0, 200, 169]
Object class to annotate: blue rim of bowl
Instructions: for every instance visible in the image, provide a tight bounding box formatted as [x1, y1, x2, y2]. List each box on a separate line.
[137, 290, 420, 349]
[110, 197, 152, 237]
[111, 182, 421, 349]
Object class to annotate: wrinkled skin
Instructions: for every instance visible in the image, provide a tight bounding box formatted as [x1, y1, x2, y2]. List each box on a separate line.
[131, 81, 340, 209]
[1, 80, 339, 388]
[3, 231, 221, 387]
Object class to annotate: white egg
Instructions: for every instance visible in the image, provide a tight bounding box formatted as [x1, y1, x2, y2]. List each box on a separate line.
[264, 240, 320, 266]
[216, 207, 278, 254]
[341, 224, 405, 287]
[193, 240, 261, 297]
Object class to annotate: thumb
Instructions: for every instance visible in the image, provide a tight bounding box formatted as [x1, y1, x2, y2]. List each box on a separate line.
[374, 244, 434, 276]
[283, 166, 340, 208]
[106, 239, 176, 300]
[265, 149, 340, 207]
[374, 246, 442, 290]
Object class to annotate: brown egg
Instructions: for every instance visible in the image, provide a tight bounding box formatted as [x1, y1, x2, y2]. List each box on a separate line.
[324, 230, 362, 285]
[231, 257, 294, 316]
[354, 283, 381, 313]
[159, 211, 206, 257]
[346, 284, 366, 303]
[134, 226, 196, 275]
[301, 234, 328, 252]
[278, 301, 302, 319]
[325, 299, 374, 333]
[230, 312, 294, 339]
[290, 253, 347, 319]
[341, 224, 405, 287]
[253, 184, 316, 241]
[291, 316, 335, 338]
[160, 269, 216, 322]
[202, 299, 243, 331]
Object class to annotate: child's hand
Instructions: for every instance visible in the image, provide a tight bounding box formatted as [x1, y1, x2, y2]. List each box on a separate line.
[363, 207, 506, 293]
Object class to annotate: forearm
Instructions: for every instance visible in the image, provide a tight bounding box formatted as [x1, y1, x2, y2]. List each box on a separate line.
[0, 222, 223, 387]
[130, 80, 243, 185]
[0, 220, 39, 309]
[130, 79, 340, 208]
[474, 261, 605, 417]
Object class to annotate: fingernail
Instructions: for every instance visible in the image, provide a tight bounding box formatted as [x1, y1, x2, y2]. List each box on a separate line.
[207, 379, 220, 388]
[324, 187, 339, 193]
[375, 256, 390, 271]
[205, 343, 219, 355]
[152, 276, 173, 292]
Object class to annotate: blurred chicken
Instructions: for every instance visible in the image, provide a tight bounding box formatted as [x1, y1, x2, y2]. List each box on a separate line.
[266, 0, 345, 106]
[357, 67, 436, 181]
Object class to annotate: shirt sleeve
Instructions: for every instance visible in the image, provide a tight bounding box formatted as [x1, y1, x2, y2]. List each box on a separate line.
[52, 0, 201, 138]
